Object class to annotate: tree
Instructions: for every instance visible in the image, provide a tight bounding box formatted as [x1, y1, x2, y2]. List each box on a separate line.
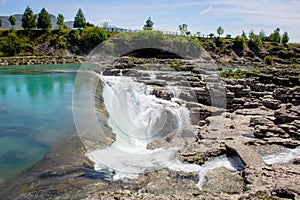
[21, 6, 36, 30]
[217, 26, 224, 37]
[233, 36, 245, 56]
[74, 9, 86, 29]
[179, 24, 190, 36]
[195, 31, 201, 38]
[81, 26, 107, 51]
[8, 15, 16, 28]
[56, 14, 65, 29]
[281, 32, 289, 44]
[269, 28, 281, 43]
[143, 17, 154, 30]
[37, 8, 52, 30]
[241, 31, 247, 40]
[259, 30, 266, 41]
[0, 18, 2, 27]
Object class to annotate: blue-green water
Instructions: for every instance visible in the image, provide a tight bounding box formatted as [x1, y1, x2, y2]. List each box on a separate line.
[0, 65, 78, 182]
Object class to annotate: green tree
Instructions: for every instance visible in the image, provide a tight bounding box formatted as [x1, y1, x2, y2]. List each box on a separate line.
[179, 24, 190, 36]
[21, 6, 36, 30]
[74, 9, 86, 29]
[259, 30, 266, 41]
[195, 31, 201, 38]
[37, 8, 52, 30]
[8, 15, 16, 28]
[143, 17, 154, 30]
[0, 18, 2, 27]
[241, 31, 247, 40]
[56, 14, 65, 29]
[233, 36, 245, 57]
[269, 28, 281, 43]
[248, 33, 262, 54]
[217, 26, 224, 37]
[81, 26, 107, 51]
[281, 32, 289, 44]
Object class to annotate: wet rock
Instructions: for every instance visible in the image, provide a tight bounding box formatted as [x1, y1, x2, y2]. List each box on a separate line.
[147, 126, 197, 150]
[178, 141, 227, 165]
[201, 167, 244, 194]
[148, 86, 174, 100]
[292, 158, 300, 164]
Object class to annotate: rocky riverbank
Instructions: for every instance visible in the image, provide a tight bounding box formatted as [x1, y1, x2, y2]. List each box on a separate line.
[0, 55, 85, 66]
[0, 58, 299, 199]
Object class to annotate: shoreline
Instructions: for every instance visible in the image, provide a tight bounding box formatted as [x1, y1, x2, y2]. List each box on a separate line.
[0, 60, 299, 199]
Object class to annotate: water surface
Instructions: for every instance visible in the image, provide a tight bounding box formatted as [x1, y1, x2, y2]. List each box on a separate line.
[0, 65, 77, 182]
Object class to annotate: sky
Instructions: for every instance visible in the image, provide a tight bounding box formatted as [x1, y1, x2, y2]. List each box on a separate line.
[0, 0, 300, 42]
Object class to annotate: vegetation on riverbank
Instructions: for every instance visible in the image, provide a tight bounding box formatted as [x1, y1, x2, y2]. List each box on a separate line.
[0, 5, 300, 68]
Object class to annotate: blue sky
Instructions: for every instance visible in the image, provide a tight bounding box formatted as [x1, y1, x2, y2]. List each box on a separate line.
[1, 0, 300, 42]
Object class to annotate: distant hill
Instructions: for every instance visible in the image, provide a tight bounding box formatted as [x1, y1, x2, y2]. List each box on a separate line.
[0, 14, 74, 29]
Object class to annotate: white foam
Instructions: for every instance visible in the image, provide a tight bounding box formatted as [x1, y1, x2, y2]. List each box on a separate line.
[263, 146, 300, 165]
[88, 75, 242, 188]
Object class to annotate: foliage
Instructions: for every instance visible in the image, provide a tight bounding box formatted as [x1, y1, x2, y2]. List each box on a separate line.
[281, 32, 289, 44]
[37, 8, 52, 30]
[0, 18, 2, 27]
[269, 28, 281, 43]
[74, 9, 86, 29]
[56, 14, 65, 29]
[8, 15, 16, 28]
[0, 32, 23, 56]
[81, 26, 107, 52]
[143, 17, 154, 30]
[209, 33, 214, 38]
[131, 30, 165, 48]
[233, 36, 245, 56]
[217, 26, 224, 37]
[259, 30, 267, 41]
[179, 24, 190, 36]
[101, 41, 115, 54]
[21, 6, 36, 30]
[264, 55, 273, 65]
[241, 31, 247, 40]
[220, 69, 254, 79]
[248, 33, 262, 54]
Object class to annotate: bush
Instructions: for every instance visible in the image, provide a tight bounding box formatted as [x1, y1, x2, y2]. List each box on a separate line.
[81, 26, 108, 52]
[0, 32, 22, 56]
[233, 36, 245, 56]
[264, 55, 273, 65]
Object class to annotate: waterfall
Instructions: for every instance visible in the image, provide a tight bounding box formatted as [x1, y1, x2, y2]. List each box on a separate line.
[88, 75, 242, 185]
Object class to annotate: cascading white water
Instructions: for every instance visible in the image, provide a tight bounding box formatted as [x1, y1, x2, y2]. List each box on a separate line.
[263, 146, 300, 165]
[88, 74, 242, 186]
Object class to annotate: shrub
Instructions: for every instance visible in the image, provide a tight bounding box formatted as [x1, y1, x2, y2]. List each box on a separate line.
[264, 55, 273, 65]
[233, 36, 245, 56]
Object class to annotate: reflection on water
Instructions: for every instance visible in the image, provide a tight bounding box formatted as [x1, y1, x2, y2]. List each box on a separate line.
[0, 72, 77, 182]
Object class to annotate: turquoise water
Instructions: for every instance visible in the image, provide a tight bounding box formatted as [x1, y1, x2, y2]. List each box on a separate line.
[0, 65, 78, 182]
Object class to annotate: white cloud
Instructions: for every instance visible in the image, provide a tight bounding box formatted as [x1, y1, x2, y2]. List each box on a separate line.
[200, 5, 213, 15]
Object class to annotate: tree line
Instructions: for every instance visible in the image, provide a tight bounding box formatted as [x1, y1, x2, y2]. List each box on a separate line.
[0, 6, 87, 30]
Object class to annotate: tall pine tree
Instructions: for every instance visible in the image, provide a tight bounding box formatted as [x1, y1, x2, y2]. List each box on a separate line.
[74, 9, 86, 29]
[56, 14, 65, 29]
[37, 8, 52, 30]
[21, 6, 36, 30]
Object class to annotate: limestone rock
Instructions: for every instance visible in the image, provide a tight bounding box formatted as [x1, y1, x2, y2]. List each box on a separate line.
[201, 167, 244, 194]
